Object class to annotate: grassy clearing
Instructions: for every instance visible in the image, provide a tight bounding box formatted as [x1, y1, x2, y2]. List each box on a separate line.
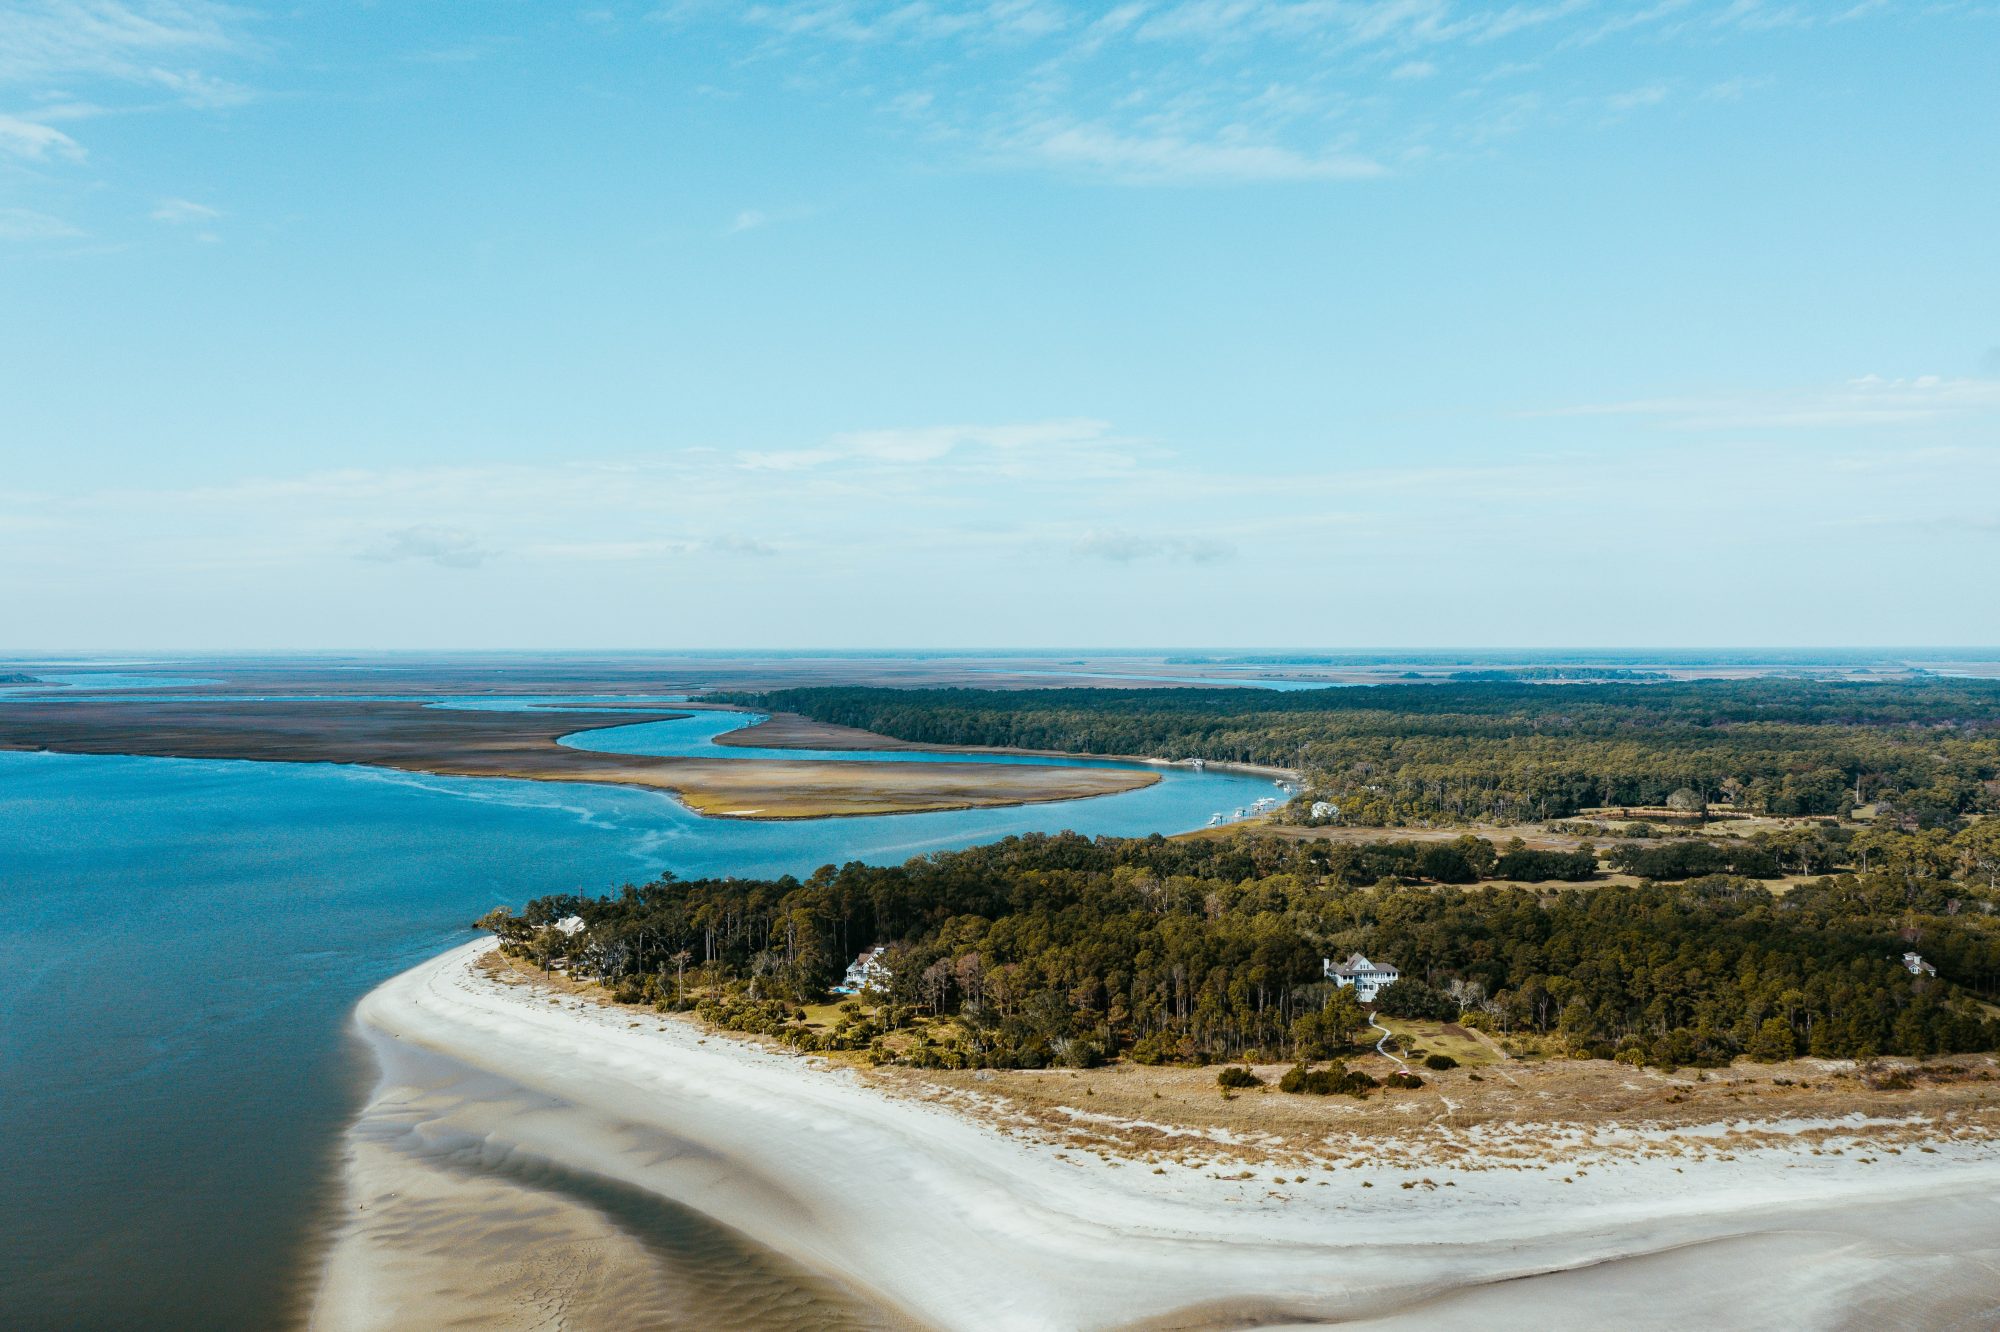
[1372, 1017, 1502, 1068]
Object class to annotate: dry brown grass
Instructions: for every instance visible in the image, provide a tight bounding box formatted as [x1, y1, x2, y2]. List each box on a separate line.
[490, 954, 2000, 1178]
[886, 1052, 2000, 1172]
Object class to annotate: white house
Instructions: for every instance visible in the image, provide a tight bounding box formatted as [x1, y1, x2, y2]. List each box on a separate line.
[1904, 951, 1937, 977]
[1310, 800, 1339, 822]
[835, 946, 893, 996]
[1324, 953, 1400, 1003]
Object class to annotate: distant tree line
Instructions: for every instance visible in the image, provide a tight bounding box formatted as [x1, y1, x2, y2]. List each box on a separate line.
[716, 680, 2000, 827]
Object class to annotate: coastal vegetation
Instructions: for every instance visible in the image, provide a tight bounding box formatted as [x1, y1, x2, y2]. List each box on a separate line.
[481, 820, 2000, 1075]
[721, 679, 2000, 827]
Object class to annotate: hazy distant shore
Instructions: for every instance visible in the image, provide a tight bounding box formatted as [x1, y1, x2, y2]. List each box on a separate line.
[310, 942, 2000, 1331]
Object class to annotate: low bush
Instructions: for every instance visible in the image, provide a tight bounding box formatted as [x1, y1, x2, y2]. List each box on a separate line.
[1278, 1059, 1379, 1097]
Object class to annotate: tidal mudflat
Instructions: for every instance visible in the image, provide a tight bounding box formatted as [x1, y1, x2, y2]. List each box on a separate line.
[0, 698, 1158, 818]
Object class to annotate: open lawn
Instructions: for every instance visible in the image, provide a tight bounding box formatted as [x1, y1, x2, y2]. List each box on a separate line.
[1371, 1017, 1504, 1068]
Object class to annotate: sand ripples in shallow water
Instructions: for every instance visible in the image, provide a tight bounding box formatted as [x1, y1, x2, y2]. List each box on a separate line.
[310, 1037, 909, 1332]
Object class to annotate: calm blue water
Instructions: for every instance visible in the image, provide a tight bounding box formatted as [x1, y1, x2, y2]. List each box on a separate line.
[562, 707, 1165, 769]
[0, 712, 1276, 1329]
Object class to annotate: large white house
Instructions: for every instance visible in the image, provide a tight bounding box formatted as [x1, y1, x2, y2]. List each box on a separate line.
[834, 946, 893, 997]
[1324, 952, 1400, 1003]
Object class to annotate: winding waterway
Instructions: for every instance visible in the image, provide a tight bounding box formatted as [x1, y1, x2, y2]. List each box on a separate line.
[0, 699, 1279, 1329]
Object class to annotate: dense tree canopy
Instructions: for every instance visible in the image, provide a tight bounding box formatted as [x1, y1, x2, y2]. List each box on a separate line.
[722, 680, 2000, 827]
[486, 827, 2000, 1072]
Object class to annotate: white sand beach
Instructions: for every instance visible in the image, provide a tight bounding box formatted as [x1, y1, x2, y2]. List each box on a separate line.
[311, 941, 2000, 1331]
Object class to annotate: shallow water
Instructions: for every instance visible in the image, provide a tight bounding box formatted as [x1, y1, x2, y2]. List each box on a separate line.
[0, 711, 1277, 1329]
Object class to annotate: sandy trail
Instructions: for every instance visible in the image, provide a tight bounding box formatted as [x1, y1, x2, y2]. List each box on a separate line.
[311, 942, 2000, 1331]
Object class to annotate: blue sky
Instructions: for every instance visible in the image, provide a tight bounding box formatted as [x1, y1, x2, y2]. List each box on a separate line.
[2, 0, 1996, 649]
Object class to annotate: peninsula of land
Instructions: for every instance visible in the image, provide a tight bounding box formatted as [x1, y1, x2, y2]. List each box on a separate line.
[312, 941, 2000, 1331]
[0, 700, 1157, 819]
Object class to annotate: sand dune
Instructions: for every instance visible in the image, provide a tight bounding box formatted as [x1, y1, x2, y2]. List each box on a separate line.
[312, 942, 2000, 1331]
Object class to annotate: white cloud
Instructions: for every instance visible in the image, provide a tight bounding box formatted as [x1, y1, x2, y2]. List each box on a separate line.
[0, 113, 84, 159]
[1605, 83, 1669, 113]
[654, 0, 1940, 187]
[1532, 375, 2000, 432]
[1015, 120, 1384, 183]
[725, 207, 768, 233]
[738, 418, 1121, 470]
[150, 196, 219, 224]
[0, 205, 80, 240]
[1071, 531, 1236, 563]
[0, 1, 253, 212]
[0, 1, 245, 87]
[525, 535, 777, 561]
[360, 526, 490, 569]
[15, 393, 2000, 647]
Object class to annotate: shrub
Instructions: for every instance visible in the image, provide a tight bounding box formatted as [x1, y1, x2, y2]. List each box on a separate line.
[1385, 1072, 1424, 1089]
[1216, 1065, 1262, 1090]
[1423, 1053, 1458, 1071]
[1278, 1059, 1378, 1097]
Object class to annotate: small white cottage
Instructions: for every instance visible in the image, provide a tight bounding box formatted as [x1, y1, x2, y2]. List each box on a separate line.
[1324, 952, 1400, 1003]
[1903, 951, 1937, 977]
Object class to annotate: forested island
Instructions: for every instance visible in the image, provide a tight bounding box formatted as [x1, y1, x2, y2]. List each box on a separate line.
[719, 679, 2000, 826]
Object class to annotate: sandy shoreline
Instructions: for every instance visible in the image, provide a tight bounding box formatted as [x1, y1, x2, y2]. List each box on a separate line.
[310, 942, 2000, 1330]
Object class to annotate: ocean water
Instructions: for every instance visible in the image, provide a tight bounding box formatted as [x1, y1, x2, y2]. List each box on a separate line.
[0, 714, 1277, 1329]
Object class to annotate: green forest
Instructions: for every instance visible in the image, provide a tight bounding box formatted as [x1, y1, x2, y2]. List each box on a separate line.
[720, 679, 2000, 826]
[484, 822, 2000, 1074]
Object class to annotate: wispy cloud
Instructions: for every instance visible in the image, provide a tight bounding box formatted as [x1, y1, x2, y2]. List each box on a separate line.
[361, 526, 490, 569]
[0, 1, 254, 223]
[738, 418, 1123, 470]
[15, 392, 2000, 648]
[1071, 531, 1236, 564]
[1531, 375, 2000, 432]
[0, 0, 246, 87]
[0, 112, 83, 159]
[149, 196, 220, 224]
[1012, 120, 1383, 183]
[652, 0, 1904, 184]
[524, 535, 778, 562]
[0, 205, 81, 240]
